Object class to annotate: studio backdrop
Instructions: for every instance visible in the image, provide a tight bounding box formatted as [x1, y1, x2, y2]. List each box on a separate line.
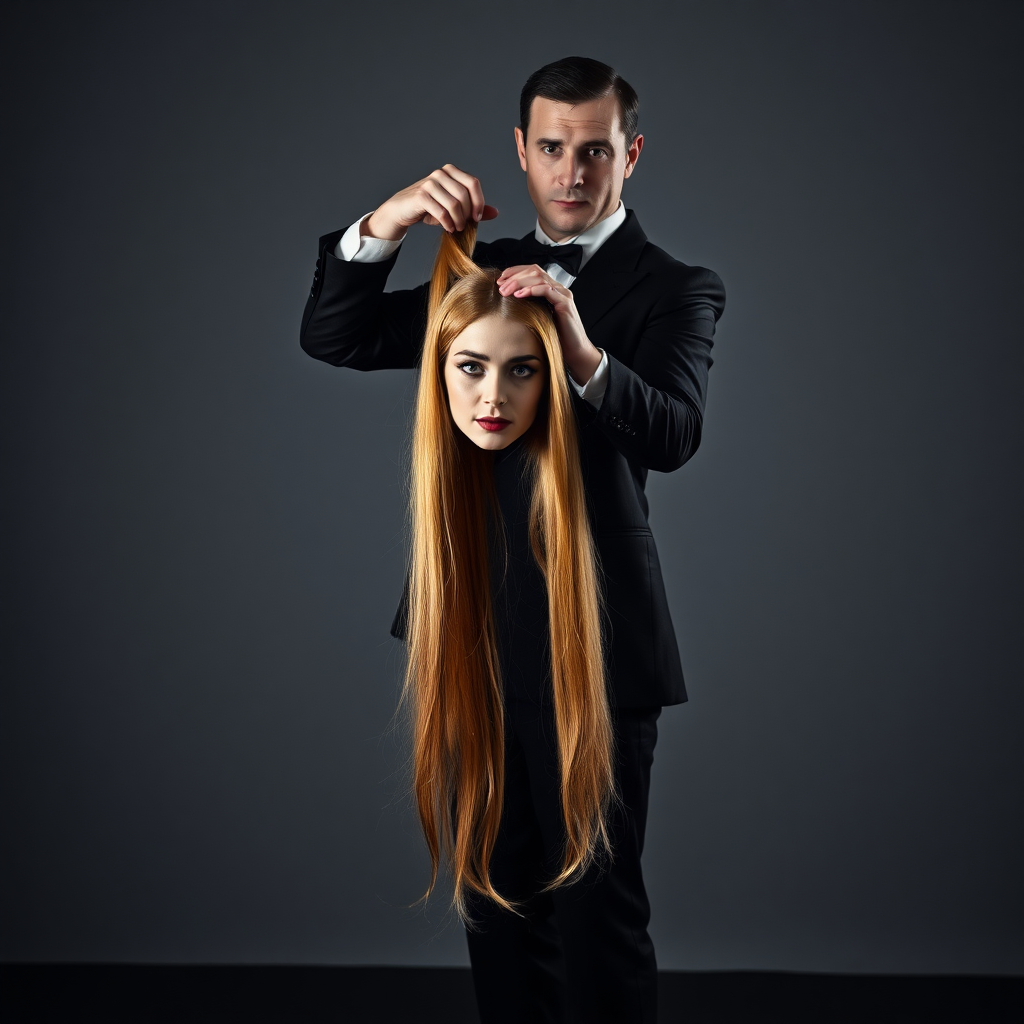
[2, 0, 1021, 975]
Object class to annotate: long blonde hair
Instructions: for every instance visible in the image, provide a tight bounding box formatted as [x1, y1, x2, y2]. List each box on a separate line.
[404, 224, 614, 920]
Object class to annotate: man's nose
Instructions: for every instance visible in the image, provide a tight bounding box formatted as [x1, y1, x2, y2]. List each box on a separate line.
[556, 153, 584, 189]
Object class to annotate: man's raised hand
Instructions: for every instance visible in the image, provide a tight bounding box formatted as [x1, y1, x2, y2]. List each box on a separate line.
[364, 164, 499, 240]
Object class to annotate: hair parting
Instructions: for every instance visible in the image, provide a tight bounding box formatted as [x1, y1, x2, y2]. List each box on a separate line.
[402, 224, 617, 921]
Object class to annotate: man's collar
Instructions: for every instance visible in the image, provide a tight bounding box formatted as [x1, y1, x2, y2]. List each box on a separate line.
[534, 200, 627, 272]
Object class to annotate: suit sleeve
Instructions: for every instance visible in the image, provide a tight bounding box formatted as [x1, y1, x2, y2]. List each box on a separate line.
[300, 228, 429, 371]
[586, 267, 726, 473]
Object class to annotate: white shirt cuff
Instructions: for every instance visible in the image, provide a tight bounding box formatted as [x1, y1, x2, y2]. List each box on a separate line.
[567, 348, 609, 410]
[335, 212, 406, 262]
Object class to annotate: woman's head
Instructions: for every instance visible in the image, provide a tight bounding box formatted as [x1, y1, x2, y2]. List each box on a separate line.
[425, 232, 559, 451]
[442, 296, 549, 451]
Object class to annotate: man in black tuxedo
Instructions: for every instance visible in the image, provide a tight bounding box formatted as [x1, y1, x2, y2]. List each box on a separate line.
[301, 57, 724, 1024]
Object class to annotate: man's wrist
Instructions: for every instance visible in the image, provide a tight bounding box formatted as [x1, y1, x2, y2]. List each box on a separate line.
[565, 343, 604, 386]
[337, 212, 405, 262]
[364, 207, 407, 242]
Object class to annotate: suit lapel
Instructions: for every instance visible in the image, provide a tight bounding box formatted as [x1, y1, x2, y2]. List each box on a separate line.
[571, 269, 648, 328]
[569, 210, 649, 327]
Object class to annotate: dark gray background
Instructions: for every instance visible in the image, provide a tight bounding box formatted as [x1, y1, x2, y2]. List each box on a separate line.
[2, 0, 1021, 973]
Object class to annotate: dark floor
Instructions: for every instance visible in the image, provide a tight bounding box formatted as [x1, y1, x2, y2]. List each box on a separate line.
[1, 964, 1021, 1023]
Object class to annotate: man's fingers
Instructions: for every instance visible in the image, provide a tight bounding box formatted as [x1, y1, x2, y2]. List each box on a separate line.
[442, 164, 487, 223]
[430, 168, 474, 226]
[385, 166, 492, 234]
[497, 265, 549, 293]
[515, 284, 565, 302]
[505, 281, 573, 313]
[419, 190, 461, 233]
[422, 177, 468, 232]
[497, 263, 544, 282]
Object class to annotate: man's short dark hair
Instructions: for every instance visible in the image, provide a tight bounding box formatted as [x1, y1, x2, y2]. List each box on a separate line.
[519, 56, 640, 145]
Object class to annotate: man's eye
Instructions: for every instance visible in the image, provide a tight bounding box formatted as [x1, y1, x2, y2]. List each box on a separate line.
[589, 149, 607, 158]
[542, 146, 558, 155]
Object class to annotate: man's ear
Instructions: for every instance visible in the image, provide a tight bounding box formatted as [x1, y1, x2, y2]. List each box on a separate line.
[514, 127, 528, 172]
[623, 134, 644, 179]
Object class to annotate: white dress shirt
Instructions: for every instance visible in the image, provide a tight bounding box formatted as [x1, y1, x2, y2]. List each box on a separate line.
[334, 202, 628, 409]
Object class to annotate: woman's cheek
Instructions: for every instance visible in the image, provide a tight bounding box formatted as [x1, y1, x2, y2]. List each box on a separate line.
[446, 370, 472, 407]
[456, 380, 478, 411]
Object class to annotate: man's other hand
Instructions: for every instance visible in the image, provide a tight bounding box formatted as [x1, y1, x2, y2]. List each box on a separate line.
[497, 264, 603, 386]
[364, 164, 499, 240]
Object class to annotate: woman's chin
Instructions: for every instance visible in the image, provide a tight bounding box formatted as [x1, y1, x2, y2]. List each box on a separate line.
[473, 433, 518, 450]
[460, 424, 525, 450]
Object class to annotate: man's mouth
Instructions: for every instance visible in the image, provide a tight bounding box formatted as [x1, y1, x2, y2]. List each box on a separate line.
[553, 199, 587, 208]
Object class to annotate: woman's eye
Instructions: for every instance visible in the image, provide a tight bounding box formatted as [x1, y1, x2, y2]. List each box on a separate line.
[455, 361, 534, 378]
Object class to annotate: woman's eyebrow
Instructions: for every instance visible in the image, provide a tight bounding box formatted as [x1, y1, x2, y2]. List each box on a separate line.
[453, 350, 542, 363]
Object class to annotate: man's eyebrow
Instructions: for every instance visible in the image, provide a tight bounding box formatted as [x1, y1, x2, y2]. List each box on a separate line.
[535, 136, 615, 151]
[453, 350, 542, 363]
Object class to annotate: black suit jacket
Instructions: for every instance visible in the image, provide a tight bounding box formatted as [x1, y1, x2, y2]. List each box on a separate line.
[300, 210, 725, 707]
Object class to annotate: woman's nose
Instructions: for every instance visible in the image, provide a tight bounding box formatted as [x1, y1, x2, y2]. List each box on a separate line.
[483, 379, 507, 410]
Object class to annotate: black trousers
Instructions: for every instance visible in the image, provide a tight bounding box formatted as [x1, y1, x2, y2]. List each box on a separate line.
[465, 698, 662, 1024]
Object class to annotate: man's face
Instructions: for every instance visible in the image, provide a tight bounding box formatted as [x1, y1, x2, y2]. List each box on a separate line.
[514, 94, 644, 242]
[443, 314, 548, 451]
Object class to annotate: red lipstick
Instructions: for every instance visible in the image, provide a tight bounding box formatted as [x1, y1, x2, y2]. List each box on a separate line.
[476, 417, 511, 432]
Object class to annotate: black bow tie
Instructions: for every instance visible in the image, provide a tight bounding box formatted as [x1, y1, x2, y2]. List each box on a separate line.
[513, 237, 584, 277]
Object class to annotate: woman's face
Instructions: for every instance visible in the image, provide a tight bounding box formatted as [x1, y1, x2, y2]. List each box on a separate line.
[443, 314, 548, 451]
